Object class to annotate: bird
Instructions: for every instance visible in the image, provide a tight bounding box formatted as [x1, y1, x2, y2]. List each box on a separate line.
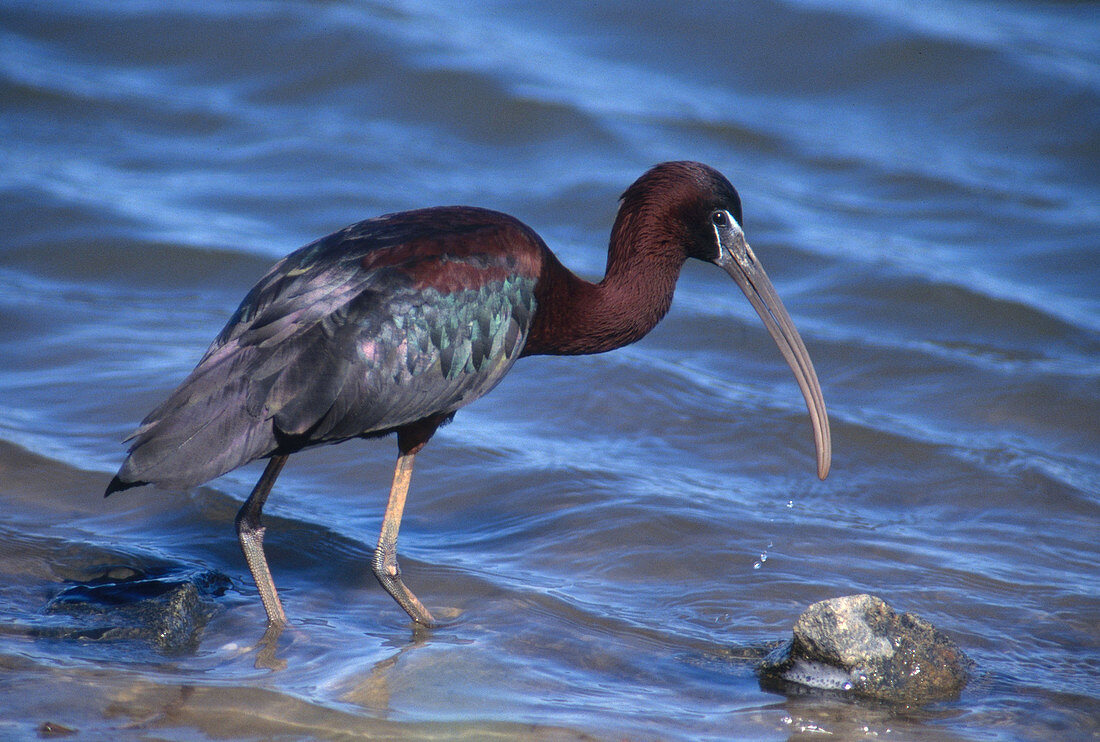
[105, 161, 831, 629]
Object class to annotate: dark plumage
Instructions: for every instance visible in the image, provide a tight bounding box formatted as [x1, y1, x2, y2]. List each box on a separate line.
[106, 162, 831, 629]
[107, 207, 540, 492]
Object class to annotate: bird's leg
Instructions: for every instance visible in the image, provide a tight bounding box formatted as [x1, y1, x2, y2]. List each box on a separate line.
[235, 454, 289, 628]
[372, 450, 438, 627]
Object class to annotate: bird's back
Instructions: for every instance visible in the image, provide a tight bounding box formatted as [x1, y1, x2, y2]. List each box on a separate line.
[108, 207, 544, 492]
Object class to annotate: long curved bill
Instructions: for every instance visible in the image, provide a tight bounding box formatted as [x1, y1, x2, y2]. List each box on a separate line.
[713, 222, 831, 480]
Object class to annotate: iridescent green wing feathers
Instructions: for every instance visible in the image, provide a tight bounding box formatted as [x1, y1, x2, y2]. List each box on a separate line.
[111, 208, 541, 490]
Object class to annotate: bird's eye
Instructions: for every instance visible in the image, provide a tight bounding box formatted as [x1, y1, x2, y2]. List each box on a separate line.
[711, 210, 729, 228]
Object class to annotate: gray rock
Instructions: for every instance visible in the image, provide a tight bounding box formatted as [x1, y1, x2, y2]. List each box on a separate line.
[42, 564, 229, 654]
[757, 594, 971, 703]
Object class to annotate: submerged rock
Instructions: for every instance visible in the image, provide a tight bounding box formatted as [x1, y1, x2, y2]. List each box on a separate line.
[757, 594, 971, 704]
[42, 565, 229, 654]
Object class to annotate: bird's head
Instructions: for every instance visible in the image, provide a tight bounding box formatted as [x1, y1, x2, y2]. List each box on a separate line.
[621, 161, 832, 480]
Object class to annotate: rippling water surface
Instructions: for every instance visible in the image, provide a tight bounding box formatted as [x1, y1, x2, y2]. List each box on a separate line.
[2, 1, 1098, 739]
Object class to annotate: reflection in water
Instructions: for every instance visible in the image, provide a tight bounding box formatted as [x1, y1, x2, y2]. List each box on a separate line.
[340, 632, 431, 715]
[254, 623, 288, 672]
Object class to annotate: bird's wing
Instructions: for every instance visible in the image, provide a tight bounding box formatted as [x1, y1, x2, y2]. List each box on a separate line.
[115, 208, 540, 489]
[256, 252, 537, 444]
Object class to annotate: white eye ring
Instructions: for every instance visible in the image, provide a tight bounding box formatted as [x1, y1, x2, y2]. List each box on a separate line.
[711, 210, 730, 228]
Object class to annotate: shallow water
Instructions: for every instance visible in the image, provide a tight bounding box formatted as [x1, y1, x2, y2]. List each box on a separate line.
[2, 0, 1098, 739]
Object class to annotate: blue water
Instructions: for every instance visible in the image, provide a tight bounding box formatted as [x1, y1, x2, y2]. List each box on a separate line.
[1, 0, 1098, 739]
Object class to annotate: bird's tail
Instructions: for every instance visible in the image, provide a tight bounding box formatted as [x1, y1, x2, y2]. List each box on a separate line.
[103, 473, 146, 497]
[106, 350, 277, 495]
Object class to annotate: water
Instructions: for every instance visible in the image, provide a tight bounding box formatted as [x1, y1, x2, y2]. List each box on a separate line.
[2, 0, 1098, 739]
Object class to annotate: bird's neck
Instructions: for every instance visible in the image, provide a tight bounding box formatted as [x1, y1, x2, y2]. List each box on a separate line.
[521, 220, 685, 357]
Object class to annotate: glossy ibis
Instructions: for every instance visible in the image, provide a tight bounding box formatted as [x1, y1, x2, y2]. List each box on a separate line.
[106, 161, 831, 628]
